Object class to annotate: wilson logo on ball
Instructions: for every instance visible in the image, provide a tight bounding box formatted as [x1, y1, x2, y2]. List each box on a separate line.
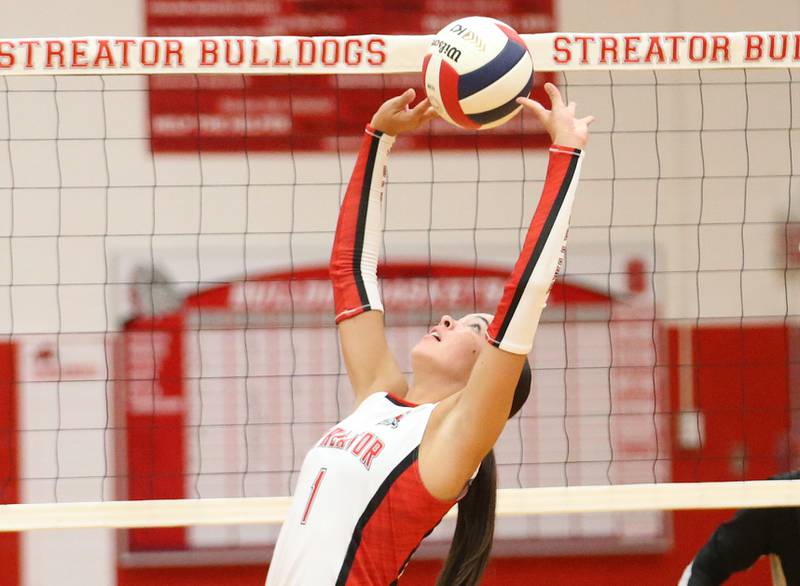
[423, 16, 534, 131]
[431, 39, 462, 62]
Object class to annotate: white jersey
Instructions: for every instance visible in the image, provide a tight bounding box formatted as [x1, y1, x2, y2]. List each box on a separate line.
[266, 392, 455, 586]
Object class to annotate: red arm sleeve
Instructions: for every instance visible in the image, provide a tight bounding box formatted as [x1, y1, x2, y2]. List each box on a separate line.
[330, 125, 395, 324]
[487, 145, 584, 354]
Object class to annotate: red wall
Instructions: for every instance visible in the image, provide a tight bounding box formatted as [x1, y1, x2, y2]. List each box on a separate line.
[670, 325, 792, 482]
[0, 343, 19, 586]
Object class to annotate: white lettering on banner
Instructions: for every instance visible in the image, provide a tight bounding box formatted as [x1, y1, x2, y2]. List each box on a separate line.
[2, 32, 800, 75]
[148, 0, 281, 17]
[152, 113, 291, 136]
[126, 331, 184, 415]
[226, 276, 507, 313]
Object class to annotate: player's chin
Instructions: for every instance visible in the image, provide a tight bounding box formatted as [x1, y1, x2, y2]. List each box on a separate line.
[411, 337, 432, 356]
[410, 337, 441, 362]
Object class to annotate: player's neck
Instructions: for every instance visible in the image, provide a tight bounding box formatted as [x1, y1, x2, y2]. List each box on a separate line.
[406, 369, 464, 404]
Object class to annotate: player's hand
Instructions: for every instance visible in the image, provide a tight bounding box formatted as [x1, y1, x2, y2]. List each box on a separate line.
[370, 89, 437, 136]
[517, 82, 594, 149]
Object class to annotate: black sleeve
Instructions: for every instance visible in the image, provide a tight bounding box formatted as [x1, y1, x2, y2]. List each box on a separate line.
[688, 471, 800, 586]
[689, 508, 776, 585]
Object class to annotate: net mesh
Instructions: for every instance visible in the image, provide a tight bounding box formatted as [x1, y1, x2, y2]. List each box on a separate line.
[0, 67, 798, 557]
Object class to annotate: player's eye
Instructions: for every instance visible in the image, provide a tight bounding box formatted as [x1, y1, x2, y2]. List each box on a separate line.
[470, 323, 482, 334]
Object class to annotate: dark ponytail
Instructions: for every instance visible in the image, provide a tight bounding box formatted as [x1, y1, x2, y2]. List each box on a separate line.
[435, 360, 532, 586]
[435, 450, 497, 586]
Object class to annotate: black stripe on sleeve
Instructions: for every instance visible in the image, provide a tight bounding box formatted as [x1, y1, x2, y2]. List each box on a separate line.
[335, 447, 419, 586]
[351, 133, 381, 308]
[494, 152, 580, 344]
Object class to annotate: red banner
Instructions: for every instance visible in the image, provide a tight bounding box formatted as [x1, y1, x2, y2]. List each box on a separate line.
[145, 0, 556, 151]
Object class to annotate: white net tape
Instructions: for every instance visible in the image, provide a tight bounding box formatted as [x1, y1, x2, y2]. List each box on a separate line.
[2, 479, 800, 531]
[0, 32, 799, 75]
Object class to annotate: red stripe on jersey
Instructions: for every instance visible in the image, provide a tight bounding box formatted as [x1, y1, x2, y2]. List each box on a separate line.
[385, 393, 418, 408]
[338, 452, 454, 585]
[488, 146, 581, 345]
[438, 60, 481, 130]
[330, 127, 382, 323]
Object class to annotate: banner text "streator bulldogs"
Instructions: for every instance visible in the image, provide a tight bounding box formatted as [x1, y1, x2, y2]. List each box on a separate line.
[0, 37, 387, 71]
[552, 33, 800, 66]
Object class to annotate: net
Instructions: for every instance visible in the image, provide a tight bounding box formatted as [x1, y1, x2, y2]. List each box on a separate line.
[0, 33, 799, 564]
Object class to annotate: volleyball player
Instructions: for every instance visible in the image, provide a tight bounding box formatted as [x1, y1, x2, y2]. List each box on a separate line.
[678, 470, 800, 586]
[265, 82, 593, 586]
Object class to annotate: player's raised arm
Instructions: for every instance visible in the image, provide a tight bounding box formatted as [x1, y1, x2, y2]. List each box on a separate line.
[424, 83, 594, 496]
[330, 89, 437, 405]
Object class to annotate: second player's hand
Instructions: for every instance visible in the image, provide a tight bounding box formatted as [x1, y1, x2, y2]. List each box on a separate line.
[517, 82, 595, 149]
[370, 89, 437, 136]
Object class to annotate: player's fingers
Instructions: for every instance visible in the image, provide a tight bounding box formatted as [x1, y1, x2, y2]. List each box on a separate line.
[516, 96, 545, 110]
[544, 82, 564, 108]
[409, 97, 431, 117]
[387, 88, 416, 111]
[421, 106, 438, 122]
[580, 115, 596, 126]
[568, 101, 577, 114]
[517, 97, 549, 121]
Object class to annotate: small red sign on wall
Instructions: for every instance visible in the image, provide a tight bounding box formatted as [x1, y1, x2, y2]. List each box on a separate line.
[145, 0, 556, 152]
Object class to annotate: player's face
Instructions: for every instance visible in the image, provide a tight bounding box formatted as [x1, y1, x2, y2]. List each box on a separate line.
[411, 313, 491, 386]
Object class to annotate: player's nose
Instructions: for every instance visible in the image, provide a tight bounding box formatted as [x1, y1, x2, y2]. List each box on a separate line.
[439, 315, 455, 330]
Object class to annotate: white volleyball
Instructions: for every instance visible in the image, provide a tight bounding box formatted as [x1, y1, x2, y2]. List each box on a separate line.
[423, 16, 534, 130]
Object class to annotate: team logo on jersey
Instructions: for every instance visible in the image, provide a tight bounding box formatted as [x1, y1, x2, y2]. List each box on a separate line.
[317, 427, 385, 469]
[378, 413, 405, 429]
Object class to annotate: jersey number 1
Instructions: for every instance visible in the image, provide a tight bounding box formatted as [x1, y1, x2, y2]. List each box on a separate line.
[301, 468, 327, 525]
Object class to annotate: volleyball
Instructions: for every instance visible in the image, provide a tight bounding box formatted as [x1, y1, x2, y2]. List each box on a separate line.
[422, 16, 534, 130]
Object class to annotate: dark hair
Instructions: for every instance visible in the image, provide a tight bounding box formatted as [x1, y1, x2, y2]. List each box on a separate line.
[436, 360, 532, 586]
[509, 359, 532, 419]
